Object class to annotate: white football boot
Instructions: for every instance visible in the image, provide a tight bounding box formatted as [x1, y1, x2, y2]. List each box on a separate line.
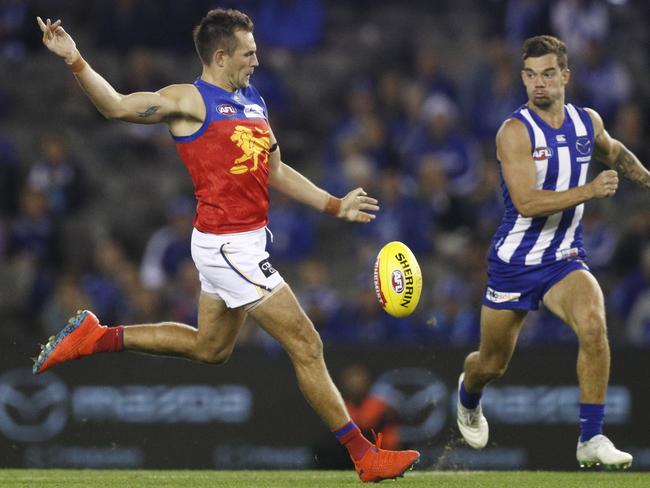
[576, 434, 633, 470]
[456, 373, 489, 449]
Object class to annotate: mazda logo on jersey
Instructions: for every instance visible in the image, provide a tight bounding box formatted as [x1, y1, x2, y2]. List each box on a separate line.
[532, 147, 553, 161]
[0, 369, 68, 443]
[217, 104, 237, 115]
[576, 137, 591, 155]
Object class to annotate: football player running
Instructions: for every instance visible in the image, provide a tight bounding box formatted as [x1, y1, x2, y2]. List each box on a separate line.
[457, 35, 649, 470]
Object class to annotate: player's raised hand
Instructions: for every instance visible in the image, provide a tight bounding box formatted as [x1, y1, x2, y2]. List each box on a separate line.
[339, 187, 379, 223]
[36, 16, 79, 63]
[590, 170, 619, 199]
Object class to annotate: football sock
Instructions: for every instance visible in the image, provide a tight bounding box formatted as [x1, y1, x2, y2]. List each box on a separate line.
[93, 325, 124, 353]
[579, 403, 605, 442]
[333, 421, 372, 461]
[459, 380, 482, 409]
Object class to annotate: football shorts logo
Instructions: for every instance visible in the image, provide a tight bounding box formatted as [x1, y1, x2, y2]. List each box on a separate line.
[258, 258, 277, 277]
[576, 137, 591, 155]
[230, 125, 271, 174]
[391, 270, 405, 293]
[532, 147, 553, 161]
[485, 287, 521, 303]
[217, 104, 237, 116]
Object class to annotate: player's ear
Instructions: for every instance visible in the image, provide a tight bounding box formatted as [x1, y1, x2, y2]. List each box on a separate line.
[562, 67, 570, 85]
[213, 49, 227, 68]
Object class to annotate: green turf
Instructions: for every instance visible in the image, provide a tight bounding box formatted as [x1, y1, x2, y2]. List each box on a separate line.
[0, 470, 649, 487]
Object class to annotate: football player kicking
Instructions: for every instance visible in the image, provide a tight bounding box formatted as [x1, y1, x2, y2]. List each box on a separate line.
[34, 9, 419, 482]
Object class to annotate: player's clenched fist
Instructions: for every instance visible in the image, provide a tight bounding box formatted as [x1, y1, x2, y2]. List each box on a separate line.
[589, 170, 619, 199]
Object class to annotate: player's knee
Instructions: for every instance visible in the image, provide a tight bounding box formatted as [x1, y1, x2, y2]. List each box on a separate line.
[480, 356, 510, 381]
[290, 323, 323, 364]
[194, 345, 233, 365]
[579, 321, 608, 352]
[575, 306, 607, 346]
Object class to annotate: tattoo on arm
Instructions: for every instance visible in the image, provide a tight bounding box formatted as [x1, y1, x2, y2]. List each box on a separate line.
[137, 106, 160, 118]
[613, 145, 650, 189]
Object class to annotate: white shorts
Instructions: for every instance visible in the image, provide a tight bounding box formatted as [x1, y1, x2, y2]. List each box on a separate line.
[191, 226, 285, 309]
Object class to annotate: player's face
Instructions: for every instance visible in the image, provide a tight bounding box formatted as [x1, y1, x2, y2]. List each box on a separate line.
[521, 54, 570, 109]
[225, 30, 258, 89]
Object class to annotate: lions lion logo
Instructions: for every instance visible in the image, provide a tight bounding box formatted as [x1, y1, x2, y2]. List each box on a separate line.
[230, 125, 271, 174]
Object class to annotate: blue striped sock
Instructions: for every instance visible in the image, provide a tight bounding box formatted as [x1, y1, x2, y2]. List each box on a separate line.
[579, 403, 605, 442]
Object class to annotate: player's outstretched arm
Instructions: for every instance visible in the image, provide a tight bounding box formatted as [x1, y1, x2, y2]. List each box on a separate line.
[497, 118, 618, 218]
[267, 137, 379, 223]
[37, 16, 195, 124]
[586, 108, 650, 190]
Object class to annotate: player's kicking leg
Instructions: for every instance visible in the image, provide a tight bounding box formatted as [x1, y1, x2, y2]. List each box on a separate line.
[33, 292, 246, 374]
[543, 270, 632, 470]
[249, 283, 420, 482]
[458, 306, 527, 449]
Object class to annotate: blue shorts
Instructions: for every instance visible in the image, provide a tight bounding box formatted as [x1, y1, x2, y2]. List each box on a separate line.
[482, 258, 589, 311]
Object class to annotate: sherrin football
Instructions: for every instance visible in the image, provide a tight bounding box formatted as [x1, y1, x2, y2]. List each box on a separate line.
[373, 241, 422, 318]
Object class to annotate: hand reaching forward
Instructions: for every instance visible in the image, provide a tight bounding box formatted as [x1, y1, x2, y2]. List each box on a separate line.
[36, 16, 79, 63]
[338, 188, 380, 223]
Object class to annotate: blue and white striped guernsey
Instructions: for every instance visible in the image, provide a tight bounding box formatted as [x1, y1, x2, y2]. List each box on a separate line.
[489, 103, 595, 266]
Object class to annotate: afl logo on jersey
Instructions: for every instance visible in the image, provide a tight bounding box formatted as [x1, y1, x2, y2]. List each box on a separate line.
[217, 104, 237, 116]
[532, 146, 553, 161]
[576, 137, 591, 155]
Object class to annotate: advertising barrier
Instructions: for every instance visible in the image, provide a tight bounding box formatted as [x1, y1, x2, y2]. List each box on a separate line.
[0, 344, 647, 470]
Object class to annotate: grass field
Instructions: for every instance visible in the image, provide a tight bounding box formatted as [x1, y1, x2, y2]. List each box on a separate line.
[1, 470, 649, 488]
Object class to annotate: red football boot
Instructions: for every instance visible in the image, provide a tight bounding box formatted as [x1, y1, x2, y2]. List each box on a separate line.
[353, 432, 420, 482]
[33, 310, 106, 374]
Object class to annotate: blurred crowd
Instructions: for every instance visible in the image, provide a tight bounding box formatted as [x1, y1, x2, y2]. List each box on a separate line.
[1, 0, 649, 347]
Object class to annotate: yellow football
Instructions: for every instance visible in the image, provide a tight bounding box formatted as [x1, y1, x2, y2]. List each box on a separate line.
[373, 241, 423, 318]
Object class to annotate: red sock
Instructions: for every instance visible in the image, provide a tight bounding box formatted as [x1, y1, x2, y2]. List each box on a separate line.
[333, 421, 372, 461]
[92, 325, 124, 353]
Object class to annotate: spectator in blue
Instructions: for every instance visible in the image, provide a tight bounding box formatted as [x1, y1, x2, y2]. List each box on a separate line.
[550, 0, 609, 58]
[323, 79, 377, 195]
[267, 191, 316, 263]
[81, 238, 131, 326]
[464, 39, 525, 143]
[254, 0, 324, 51]
[403, 94, 481, 198]
[140, 195, 194, 291]
[27, 133, 85, 217]
[355, 167, 432, 256]
[334, 285, 416, 344]
[6, 186, 58, 322]
[574, 38, 631, 124]
[419, 276, 479, 346]
[295, 259, 342, 342]
[503, 0, 551, 48]
[580, 204, 618, 271]
[412, 45, 457, 102]
[7, 187, 57, 266]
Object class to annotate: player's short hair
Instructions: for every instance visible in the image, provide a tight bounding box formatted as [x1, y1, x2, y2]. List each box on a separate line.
[522, 35, 568, 69]
[193, 8, 254, 65]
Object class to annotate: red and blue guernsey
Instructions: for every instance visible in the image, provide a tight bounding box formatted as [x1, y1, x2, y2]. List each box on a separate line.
[173, 79, 272, 234]
[489, 103, 595, 266]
